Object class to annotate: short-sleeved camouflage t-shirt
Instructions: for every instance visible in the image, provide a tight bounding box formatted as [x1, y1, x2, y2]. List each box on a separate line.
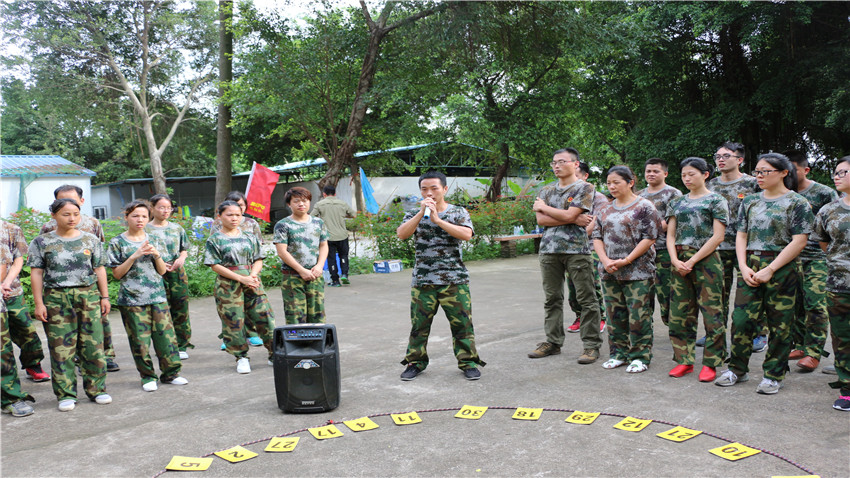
[0, 219, 28, 297]
[212, 216, 263, 243]
[403, 204, 474, 286]
[737, 191, 814, 252]
[272, 216, 329, 271]
[27, 231, 104, 288]
[204, 231, 264, 268]
[798, 181, 839, 261]
[41, 214, 105, 242]
[813, 199, 850, 293]
[145, 222, 189, 264]
[666, 193, 728, 249]
[707, 174, 760, 250]
[106, 233, 167, 306]
[638, 185, 682, 248]
[592, 191, 611, 216]
[537, 180, 595, 255]
[591, 197, 660, 281]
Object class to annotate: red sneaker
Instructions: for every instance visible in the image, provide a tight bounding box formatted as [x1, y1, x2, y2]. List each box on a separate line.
[669, 364, 693, 378]
[698, 366, 716, 382]
[567, 318, 581, 333]
[25, 365, 50, 382]
[600, 320, 606, 333]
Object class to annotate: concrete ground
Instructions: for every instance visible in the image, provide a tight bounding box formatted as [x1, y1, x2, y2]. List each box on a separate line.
[2, 255, 847, 477]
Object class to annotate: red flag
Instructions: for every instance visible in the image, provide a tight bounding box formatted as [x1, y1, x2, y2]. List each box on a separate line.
[244, 162, 280, 221]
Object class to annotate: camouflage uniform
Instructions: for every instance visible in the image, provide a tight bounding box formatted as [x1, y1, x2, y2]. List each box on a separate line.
[2, 297, 34, 408]
[205, 232, 275, 360]
[791, 181, 838, 359]
[592, 197, 660, 364]
[666, 193, 729, 367]
[813, 199, 850, 395]
[273, 216, 329, 324]
[212, 217, 263, 337]
[400, 205, 484, 371]
[107, 233, 181, 384]
[538, 181, 603, 350]
[27, 232, 107, 401]
[728, 192, 814, 381]
[146, 222, 193, 351]
[567, 190, 608, 321]
[707, 175, 760, 323]
[638, 185, 683, 325]
[0, 220, 45, 369]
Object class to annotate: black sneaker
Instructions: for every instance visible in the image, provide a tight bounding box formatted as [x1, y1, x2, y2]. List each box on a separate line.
[834, 396, 850, 412]
[463, 368, 481, 381]
[330, 282, 342, 287]
[400, 365, 421, 381]
[106, 359, 120, 372]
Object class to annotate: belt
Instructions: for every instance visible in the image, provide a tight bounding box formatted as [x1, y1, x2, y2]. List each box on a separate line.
[675, 245, 697, 252]
[223, 265, 251, 271]
[46, 284, 94, 291]
[280, 268, 300, 275]
[748, 250, 779, 257]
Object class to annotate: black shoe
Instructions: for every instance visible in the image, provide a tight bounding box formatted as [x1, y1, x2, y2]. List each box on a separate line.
[330, 282, 342, 287]
[463, 368, 481, 381]
[106, 359, 120, 372]
[400, 365, 421, 381]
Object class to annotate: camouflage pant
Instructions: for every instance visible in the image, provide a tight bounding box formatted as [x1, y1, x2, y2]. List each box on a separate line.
[215, 274, 275, 360]
[43, 286, 106, 401]
[281, 274, 325, 324]
[567, 252, 605, 320]
[163, 268, 193, 351]
[728, 255, 799, 381]
[119, 303, 181, 384]
[540, 254, 603, 350]
[601, 278, 654, 365]
[790, 258, 829, 359]
[401, 284, 485, 370]
[2, 308, 34, 407]
[655, 248, 674, 325]
[719, 249, 767, 335]
[5, 294, 45, 368]
[827, 291, 850, 395]
[668, 250, 726, 367]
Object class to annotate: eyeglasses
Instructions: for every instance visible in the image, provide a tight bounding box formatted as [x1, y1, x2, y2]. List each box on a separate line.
[835, 170, 849, 179]
[551, 159, 578, 166]
[752, 169, 780, 177]
[155, 206, 173, 211]
[714, 153, 741, 161]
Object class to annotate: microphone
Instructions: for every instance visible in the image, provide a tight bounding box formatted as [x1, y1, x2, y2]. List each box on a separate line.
[423, 207, 431, 219]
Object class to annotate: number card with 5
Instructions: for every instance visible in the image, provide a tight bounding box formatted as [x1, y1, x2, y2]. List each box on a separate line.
[166, 456, 213, 471]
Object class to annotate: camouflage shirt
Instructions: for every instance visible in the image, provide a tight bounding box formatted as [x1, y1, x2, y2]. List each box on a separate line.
[204, 231, 264, 268]
[591, 197, 660, 281]
[211, 216, 263, 243]
[41, 214, 105, 242]
[273, 216, 329, 271]
[145, 222, 190, 264]
[0, 219, 28, 297]
[797, 181, 839, 261]
[666, 193, 728, 249]
[27, 231, 104, 288]
[403, 204, 474, 286]
[813, 199, 850, 293]
[537, 180, 595, 255]
[707, 174, 759, 250]
[737, 191, 814, 252]
[592, 191, 611, 215]
[106, 233, 167, 306]
[638, 185, 683, 248]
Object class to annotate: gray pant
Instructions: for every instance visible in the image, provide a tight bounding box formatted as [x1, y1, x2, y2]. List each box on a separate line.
[540, 253, 603, 350]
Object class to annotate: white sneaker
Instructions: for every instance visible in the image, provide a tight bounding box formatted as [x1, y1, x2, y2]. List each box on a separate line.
[142, 381, 158, 392]
[168, 376, 188, 385]
[268, 360, 274, 366]
[602, 358, 626, 369]
[94, 394, 112, 405]
[58, 399, 76, 412]
[236, 357, 251, 374]
[179, 351, 189, 360]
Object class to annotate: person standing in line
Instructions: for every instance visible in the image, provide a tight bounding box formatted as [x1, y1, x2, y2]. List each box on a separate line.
[715, 153, 813, 394]
[0, 218, 50, 382]
[665, 158, 728, 382]
[637, 158, 683, 326]
[312, 185, 356, 287]
[705, 142, 766, 352]
[147, 194, 193, 360]
[205, 201, 275, 374]
[108, 200, 188, 392]
[1, 257, 35, 417]
[812, 155, 850, 411]
[39, 185, 118, 372]
[528, 148, 602, 364]
[274, 187, 329, 324]
[592, 166, 660, 373]
[397, 171, 484, 381]
[29, 198, 112, 411]
[785, 151, 838, 372]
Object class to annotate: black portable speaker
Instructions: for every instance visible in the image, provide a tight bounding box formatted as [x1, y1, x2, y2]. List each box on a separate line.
[272, 324, 340, 413]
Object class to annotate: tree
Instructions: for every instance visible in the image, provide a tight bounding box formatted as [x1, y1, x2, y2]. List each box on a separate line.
[3, 0, 218, 194]
[215, 0, 234, 204]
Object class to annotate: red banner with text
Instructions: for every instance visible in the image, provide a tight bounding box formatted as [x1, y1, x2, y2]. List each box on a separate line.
[244, 162, 280, 222]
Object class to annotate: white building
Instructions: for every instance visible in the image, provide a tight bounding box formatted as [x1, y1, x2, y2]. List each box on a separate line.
[0, 155, 96, 217]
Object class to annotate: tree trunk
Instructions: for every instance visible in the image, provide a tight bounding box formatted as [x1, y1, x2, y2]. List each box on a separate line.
[487, 141, 510, 202]
[215, 0, 233, 204]
[351, 161, 364, 212]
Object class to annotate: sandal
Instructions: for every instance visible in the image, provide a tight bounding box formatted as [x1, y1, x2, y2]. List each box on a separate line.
[602, 358, 626, 369]
[626, 360, 647, 373]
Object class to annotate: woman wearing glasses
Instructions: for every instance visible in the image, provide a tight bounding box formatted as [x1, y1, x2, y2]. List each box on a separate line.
[813, 156, 850, 411]
[715, 153, 814, 394]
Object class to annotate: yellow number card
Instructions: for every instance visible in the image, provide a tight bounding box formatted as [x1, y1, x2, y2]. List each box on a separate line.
[657, 426, 702, 443]
[265, 437, 300, 452]
[344, 417, 380, 432]
[391, 412, 422, 425]
[613, 417, 652, 432]
[565, 411, 600, 425]
[455, 405, 488, 420]
[512, 408, 543, 420]
[214, 446, 258, 463]
[165, 456, 213, 471]
[308, 424, 344, 440]
[709, 443, 761, 461]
